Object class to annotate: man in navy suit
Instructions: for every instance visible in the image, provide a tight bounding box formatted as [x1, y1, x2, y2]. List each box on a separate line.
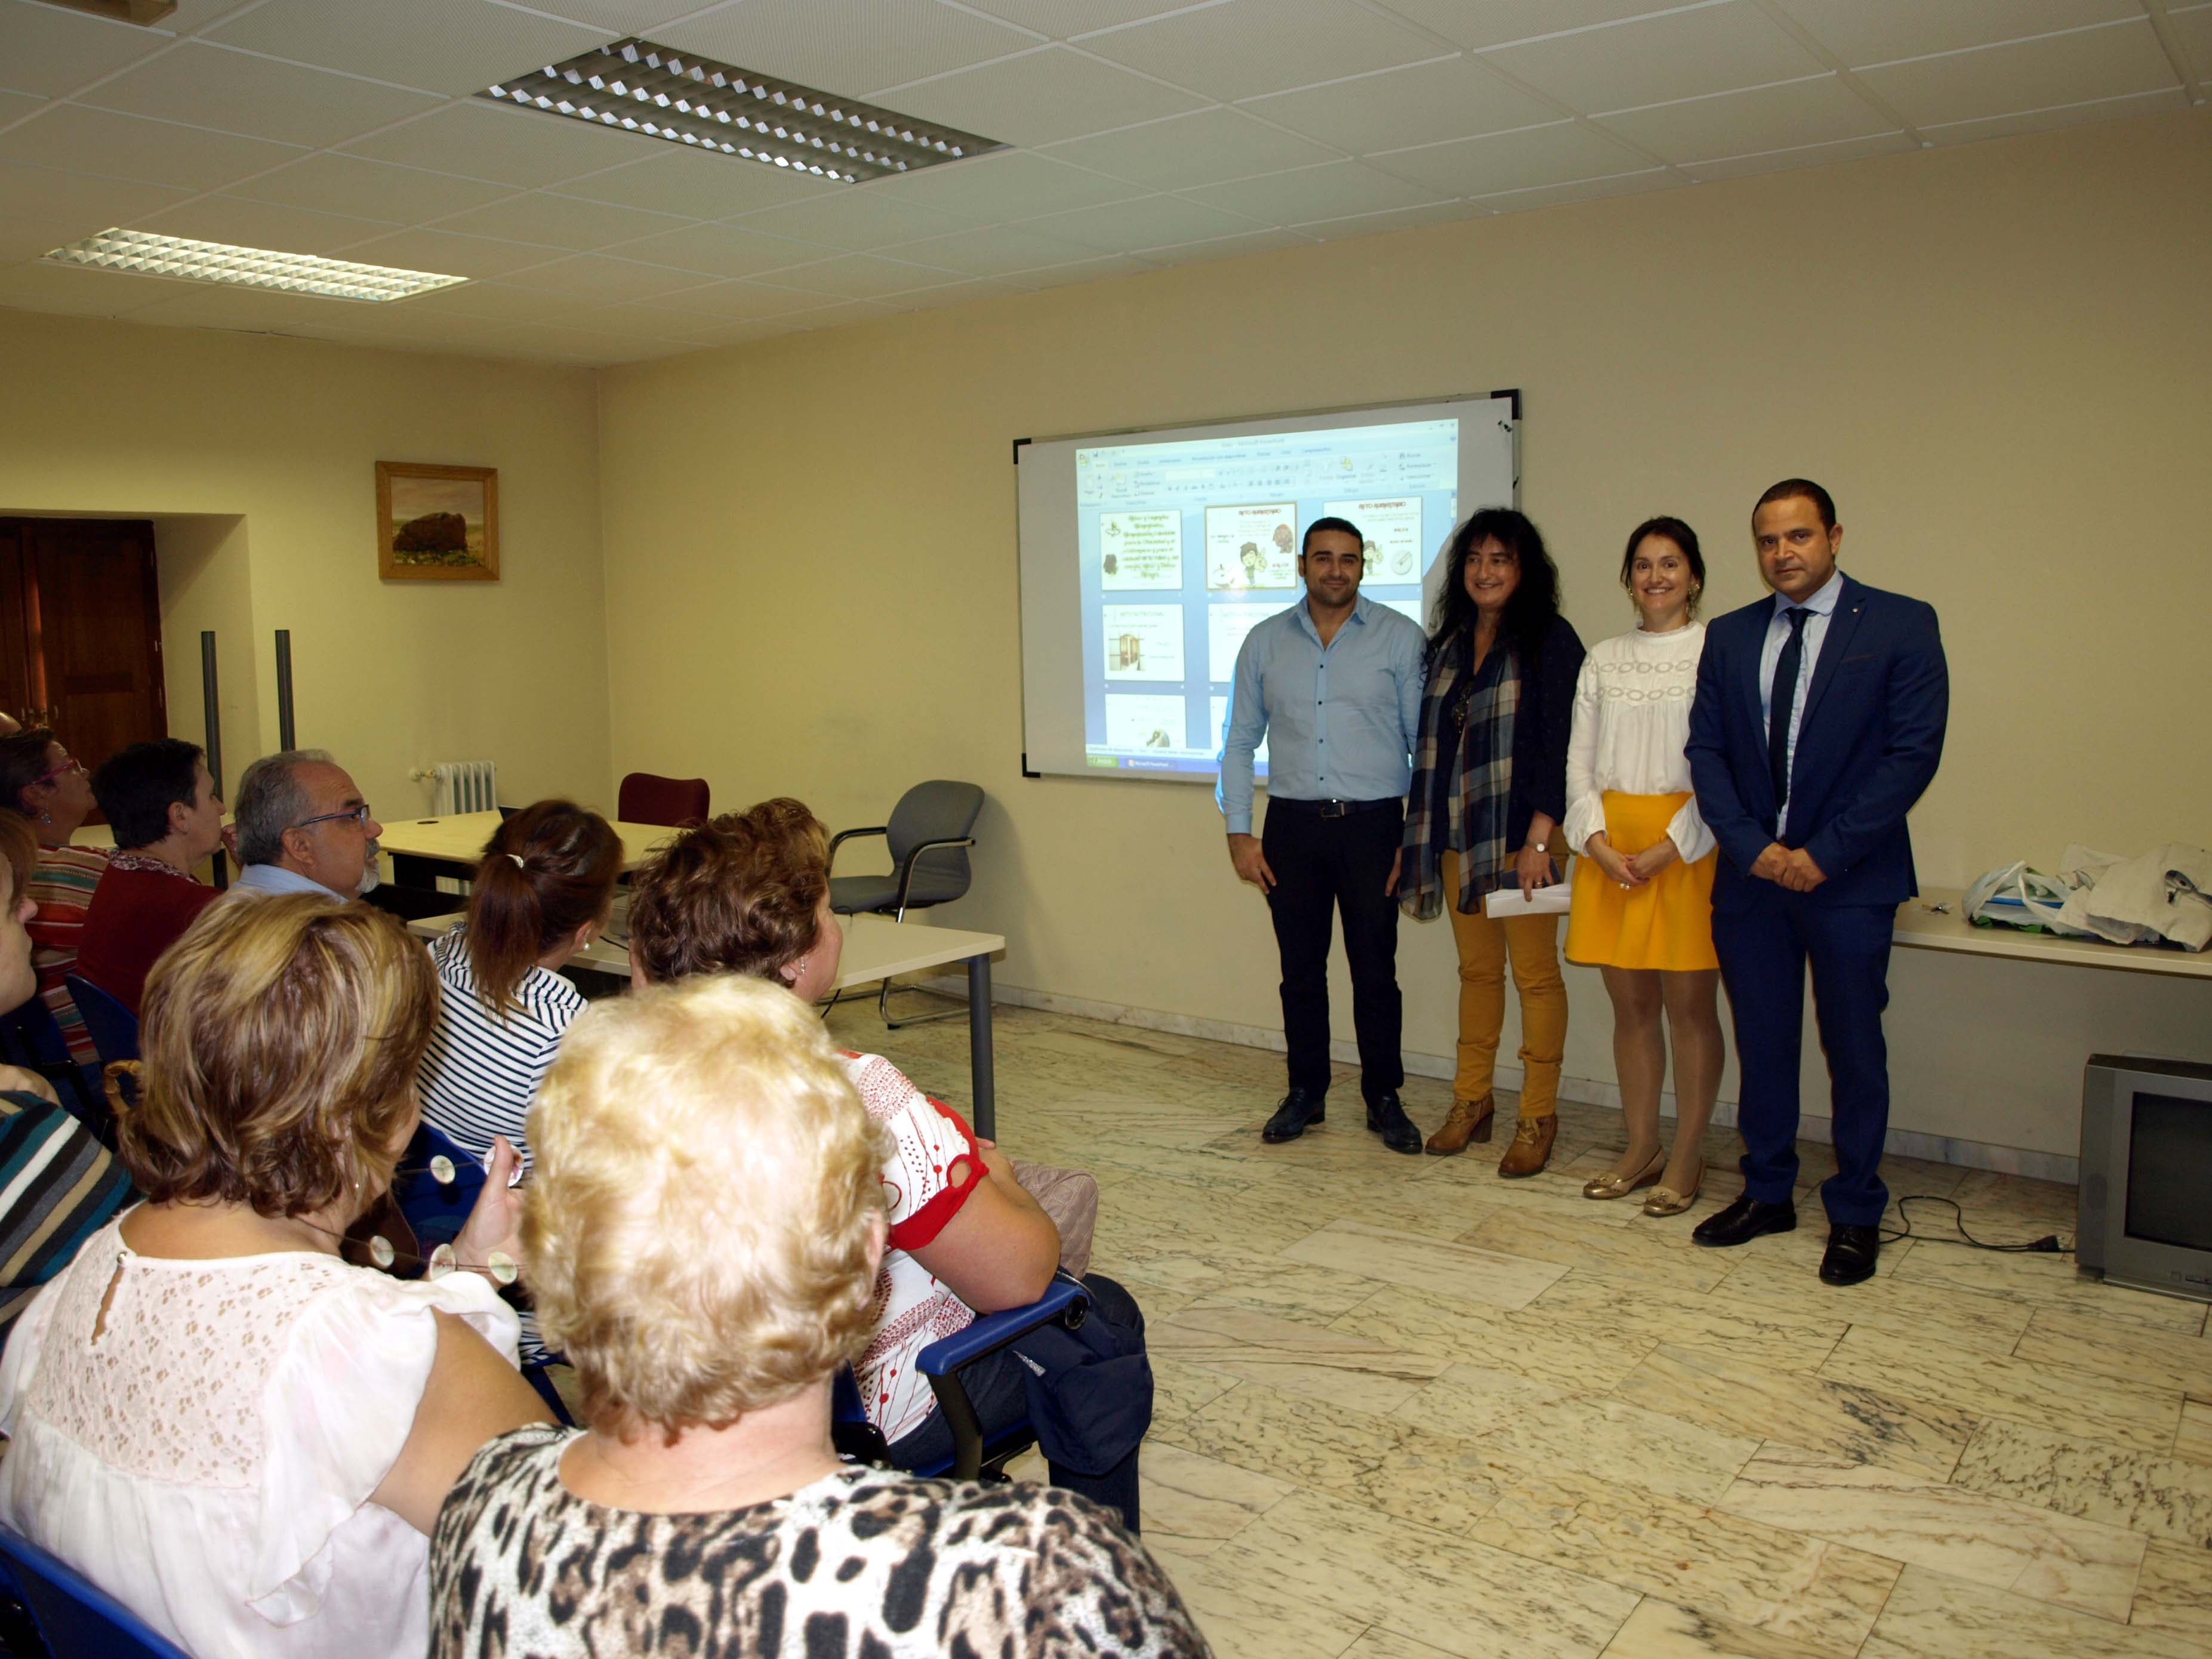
[1685, 480, 1947, 1285]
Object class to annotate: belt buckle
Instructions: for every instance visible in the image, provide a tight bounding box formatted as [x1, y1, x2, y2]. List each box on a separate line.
[1318, 798, 1348, 819]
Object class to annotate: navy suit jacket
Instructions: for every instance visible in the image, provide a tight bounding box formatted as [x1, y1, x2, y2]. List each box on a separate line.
[1686, 575, 1948, 913]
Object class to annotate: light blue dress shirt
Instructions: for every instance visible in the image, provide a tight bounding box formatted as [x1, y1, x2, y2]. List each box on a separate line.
[1217, 594, 1427, 835]
[1757, 567, 1844, 837]
[230, 861, 352, 900]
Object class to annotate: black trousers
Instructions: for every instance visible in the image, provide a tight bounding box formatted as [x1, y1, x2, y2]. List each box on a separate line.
[1261, 800, 1405, 1102]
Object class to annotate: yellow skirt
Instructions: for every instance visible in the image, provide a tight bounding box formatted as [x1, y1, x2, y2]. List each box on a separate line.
[1565, 791, 1718, 972]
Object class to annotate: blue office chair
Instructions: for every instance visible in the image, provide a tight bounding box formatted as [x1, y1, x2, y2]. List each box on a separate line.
[833, 1275, 1090, 1480]
[0, 1522, 192, 1659]
[63, 976, 138, 1067]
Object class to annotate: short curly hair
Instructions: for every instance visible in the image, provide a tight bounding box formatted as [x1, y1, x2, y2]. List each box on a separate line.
[523, 975, 892, 1436]
[624, 798, 828, 985]
[118, 895, 436, 1217]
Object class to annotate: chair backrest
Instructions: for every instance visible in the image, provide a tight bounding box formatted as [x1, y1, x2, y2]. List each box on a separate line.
[0, 1524, 192, 1659]
[618, 772, 710, 827]
[392, 1120, 487, 1253]
[885, 781, 984, 900]
[64, 975, 138, 1066]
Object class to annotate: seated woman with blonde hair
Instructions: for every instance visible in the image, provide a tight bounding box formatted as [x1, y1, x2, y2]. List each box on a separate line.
[0, 895, 549, 1658]
[627, 801, 1151, 1534]
[430, 973, 1204, 1657]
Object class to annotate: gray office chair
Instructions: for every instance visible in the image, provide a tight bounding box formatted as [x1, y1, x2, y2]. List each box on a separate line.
[828, 781, 984, 1028]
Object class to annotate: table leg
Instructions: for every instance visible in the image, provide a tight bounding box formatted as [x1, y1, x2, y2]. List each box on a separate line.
[966, 953, 995, 1143]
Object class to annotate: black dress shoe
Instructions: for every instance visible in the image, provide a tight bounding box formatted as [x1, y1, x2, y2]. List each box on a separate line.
[1365, 1093, 1422, 1156]
[1819, 1223, 1881, 1285]
[1261, 1090, 1326, 1143]
[1690, 1193, 1797, 1248]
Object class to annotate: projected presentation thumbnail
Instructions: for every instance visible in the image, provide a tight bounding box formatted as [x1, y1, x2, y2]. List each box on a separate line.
[1075, 418, 1456, 775]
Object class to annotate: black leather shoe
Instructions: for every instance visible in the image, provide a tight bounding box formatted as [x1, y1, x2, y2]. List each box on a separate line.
[1261, 1090, 1326, 1143]
[1819, 1224, 1881, 1285]
[1691, 1193, 1797, 1248]
[1365, 1093, 1422, 1156]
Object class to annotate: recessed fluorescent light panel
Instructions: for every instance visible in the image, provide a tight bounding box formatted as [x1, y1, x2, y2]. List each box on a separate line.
[42, 229, 467, 303]
[483, 39, 1004, 184]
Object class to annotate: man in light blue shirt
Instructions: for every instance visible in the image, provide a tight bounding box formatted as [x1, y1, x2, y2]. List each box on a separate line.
[1218, 517, 1427, 1153]
[227, 750, 386, 902]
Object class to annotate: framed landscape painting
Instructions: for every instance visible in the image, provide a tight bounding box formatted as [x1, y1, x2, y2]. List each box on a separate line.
[377, 461, 499, 581]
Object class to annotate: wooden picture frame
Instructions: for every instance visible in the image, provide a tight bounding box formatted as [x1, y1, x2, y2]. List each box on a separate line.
[377, 461, 499, 582]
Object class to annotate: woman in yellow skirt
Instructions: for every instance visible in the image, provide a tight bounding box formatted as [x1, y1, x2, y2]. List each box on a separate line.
[1563, 517, 1724, 1216]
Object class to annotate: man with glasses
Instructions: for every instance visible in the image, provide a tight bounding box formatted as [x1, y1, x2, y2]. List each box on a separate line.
[228, 750, 385, 901]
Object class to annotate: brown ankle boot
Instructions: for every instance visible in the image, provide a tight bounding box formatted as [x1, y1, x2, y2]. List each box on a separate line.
[1425, 1093, 1495, 1156]
[1497, 1114, 1557, 1178]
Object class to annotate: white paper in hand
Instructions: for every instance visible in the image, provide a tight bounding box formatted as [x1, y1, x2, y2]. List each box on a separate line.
[1484, 883, 1572, 918]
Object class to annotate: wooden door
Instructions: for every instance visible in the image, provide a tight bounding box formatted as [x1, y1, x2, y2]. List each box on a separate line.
[0, 519, 168, 793]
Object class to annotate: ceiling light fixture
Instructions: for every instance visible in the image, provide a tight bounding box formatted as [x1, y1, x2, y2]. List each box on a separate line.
[41, 228, 468, 303]
[482, 38, 1003, 185]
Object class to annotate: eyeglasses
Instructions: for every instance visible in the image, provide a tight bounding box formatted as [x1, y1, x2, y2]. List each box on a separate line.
[292, 804, 372, 831]
[32, 757, 84, 788]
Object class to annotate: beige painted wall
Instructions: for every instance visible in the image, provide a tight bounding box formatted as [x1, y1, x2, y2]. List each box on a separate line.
[599, 110, 2211, 1163]
[0, 311, 614, 822]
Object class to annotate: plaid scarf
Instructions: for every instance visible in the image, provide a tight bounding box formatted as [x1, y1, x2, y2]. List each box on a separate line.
[1399, 634, 1518, 920]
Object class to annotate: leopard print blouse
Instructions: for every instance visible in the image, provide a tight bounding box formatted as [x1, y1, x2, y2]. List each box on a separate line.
[429, 1426, 1212, 1657]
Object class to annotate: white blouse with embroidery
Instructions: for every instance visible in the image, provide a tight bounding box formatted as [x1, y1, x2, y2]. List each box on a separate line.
[1562, 621, 1716, 865]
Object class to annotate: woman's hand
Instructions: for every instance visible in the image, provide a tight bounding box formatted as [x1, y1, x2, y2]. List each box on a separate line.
[1627, 836, 1681, 883]
[454, 1135, 524, 1275]
[1583, 834, 1644, 889]
[1515, 843, 1556, 898]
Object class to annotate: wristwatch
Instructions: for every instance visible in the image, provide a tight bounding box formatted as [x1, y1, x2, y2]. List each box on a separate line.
[1530, 839, 1549, 853]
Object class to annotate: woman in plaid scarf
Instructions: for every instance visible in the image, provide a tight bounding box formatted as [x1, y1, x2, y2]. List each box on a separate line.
[1400, 510, 1585, 1176]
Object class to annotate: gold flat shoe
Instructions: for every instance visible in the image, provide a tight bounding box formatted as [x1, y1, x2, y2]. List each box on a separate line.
[1642, 1165, 1706, 1217]
[1582, 1150, 1665, 1200]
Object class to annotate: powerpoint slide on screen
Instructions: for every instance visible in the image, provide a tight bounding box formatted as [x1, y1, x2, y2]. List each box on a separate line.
[1019, 396, 1517, 782]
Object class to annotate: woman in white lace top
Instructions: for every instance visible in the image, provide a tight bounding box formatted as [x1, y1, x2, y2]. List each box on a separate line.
[1562, 517, 1727, 1216]
[0, 895, 549, 1659]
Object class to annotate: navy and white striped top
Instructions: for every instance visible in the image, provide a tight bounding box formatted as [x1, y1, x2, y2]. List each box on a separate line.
[417, 927, 586, 1179]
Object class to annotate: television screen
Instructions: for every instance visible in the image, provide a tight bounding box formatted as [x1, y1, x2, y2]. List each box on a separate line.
[2125, 1091, 2212, 1251]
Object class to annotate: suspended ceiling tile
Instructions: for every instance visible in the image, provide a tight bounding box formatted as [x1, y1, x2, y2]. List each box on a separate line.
[1597, 73, 1893, 165]
[1076, 0, 1443, 104]
[620, 277, 827, 322]
[1854, 18, 2179, 129]
[1141, 224, 1316, 263]
[881, 44, 1204, 147]
[2175, 4, 2212, 84]
[385, 279, 604, 325]
[1024, 192, 1264, 253]
[871, 220, 1101, 279]
[0, 101, 306, 192]
[1769, 0, 2144, 70]
[1179, 159, 1444, 224]
[869, 149, 1143, 219]
[0, 155, 190, 224]
[1239, 55, 1562, 154]
[0, 87, 41, 121]
[82, 41, 443, 147]
[961, 0, 1194, 35]
[1044, 106, 1342, 191]
[1293, 198, 1486, 239]
[1471, 165, 1678, 214]
[750, 250, 963, 300]
[340, 100, 658, 188]
[1683, 129, 1919, 181]
[0, 210, 84, 263]
[134, 192, 403, 255]
[1375, 0, 1685, 53]
[1011, 250, 1158, 289]
[1369, 119, 1650, 196]
[0, 253, 187, 313]
[203, 0, 615, 98]
[0, 0, 175, 97]
[321, 226, 563, 279]
[427, 189, 691, 252]
[775, 297, 904, 331]
[1485, 0, 1826, 113]
[550, 149, 840, 218]
[612, 218, 825, 278]
[232, 153, 518, 221]
[491, 251, 722, 303]
[316, 303, 532, 349]
[109, 283, 395, 332]
[490, 1, 711, 32]
[657, 0, 1038, 100]
[665, 313, 813, 349]
[735, 189, 975, 251]
[1919, 84, 2189, 145]
[882, 274, 1031, 310]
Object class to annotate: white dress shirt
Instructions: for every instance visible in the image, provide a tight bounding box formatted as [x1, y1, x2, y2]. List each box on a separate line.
[1563, 622, 1715, 864]
[1757, 568, 1843, 837]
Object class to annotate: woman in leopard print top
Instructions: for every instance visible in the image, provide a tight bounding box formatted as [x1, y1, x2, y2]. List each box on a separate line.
[427, 974, 1206, 1658]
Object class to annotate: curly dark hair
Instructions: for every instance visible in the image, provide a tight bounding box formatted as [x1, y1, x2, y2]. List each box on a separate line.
[1428, 508, 1561, 667]
[626, 799, 830, 986]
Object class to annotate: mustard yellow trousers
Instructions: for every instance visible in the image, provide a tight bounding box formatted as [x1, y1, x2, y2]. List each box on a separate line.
[1439, 848, 1567, 1116]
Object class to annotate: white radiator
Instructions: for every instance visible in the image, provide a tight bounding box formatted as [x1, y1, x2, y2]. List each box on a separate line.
[430, 760, 498, 816]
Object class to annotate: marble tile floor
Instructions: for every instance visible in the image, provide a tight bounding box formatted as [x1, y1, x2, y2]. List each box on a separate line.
[824, 998, 2212, 1657]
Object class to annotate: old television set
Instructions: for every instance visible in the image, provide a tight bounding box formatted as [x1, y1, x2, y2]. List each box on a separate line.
[2078, 1054, 2212, 1302]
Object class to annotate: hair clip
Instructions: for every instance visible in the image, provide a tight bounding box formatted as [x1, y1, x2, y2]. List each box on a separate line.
[507, 852, 527, 869]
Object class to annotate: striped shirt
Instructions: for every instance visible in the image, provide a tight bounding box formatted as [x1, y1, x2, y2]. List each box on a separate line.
[27, 844, 109, 1066]
[417, 927, 586, 1177]
[0, 1090, 134, 1349]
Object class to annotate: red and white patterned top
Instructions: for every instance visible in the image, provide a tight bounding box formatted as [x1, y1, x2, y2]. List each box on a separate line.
[839, 1050, 984, 1442]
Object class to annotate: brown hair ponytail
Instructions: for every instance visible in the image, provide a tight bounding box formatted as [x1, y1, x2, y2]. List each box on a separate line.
[464, 800, 623, 1020]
